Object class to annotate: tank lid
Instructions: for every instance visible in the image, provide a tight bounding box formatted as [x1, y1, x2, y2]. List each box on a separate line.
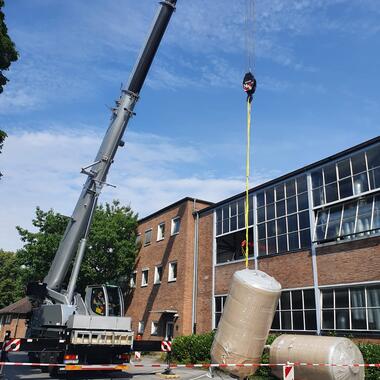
[234, 269, 282, 292]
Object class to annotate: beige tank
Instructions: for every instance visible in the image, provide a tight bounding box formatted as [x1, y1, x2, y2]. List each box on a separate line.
[211, 269, 281, 378]
[270, 334, 364, 380]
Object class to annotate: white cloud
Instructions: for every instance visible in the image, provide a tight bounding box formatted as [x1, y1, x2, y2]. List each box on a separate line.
[0, 128, 273, 251]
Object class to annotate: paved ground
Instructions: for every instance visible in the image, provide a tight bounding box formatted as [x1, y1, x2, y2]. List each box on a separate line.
[1, 353, 217, 380]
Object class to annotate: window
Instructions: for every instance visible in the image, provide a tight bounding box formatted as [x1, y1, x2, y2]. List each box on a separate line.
[311, 144, 380, 208]
[314, 194, 380, 243]
[144, 229, 152, 246]
[90, 287, 106, 316]
[141, 269, 149, 287]
[257, 175, 310, 256]
[154, 265, 162, 284]
[321, 285, 380, 331]
[216, 198, 248, 236]
[171, 217, 181, 235]
[157, 223, 165, 241]
[271, 289, 316, 331]
[214, 295, 227, 328]
[168, 262, 177, 282]
[5, 314, 12, 325]
[151, 321, 159, 335]
[130, 271, 137, 288]
[136, 234, 141, 246]
[138, 321, 145, 334]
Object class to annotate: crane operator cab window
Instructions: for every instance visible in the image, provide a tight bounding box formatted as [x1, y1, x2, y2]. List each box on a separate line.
[91, 288, 106, 316]
[106, 286, 121, 316]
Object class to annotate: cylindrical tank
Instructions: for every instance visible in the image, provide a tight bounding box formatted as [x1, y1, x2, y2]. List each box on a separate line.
[269, 334, 364, 380]
[211, 269, 281, 378]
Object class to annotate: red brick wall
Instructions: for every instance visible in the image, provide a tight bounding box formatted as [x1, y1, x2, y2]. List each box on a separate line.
[126, 199, 210, 340]
[195, 211, 213, 333]
[317, 236, 380, 286]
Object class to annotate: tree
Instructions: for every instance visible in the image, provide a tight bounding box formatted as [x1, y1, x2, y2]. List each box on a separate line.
[0, 0, 18, 93]
[0, 250, 23, 309]
[15, 200, 139, 296]
[0, 129, 6, 178]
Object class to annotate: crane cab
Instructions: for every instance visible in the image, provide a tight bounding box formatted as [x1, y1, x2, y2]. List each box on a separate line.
[85, 285, 125, 317]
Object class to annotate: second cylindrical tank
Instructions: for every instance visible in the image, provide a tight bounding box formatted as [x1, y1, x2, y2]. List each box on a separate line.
[269, 334, 364, 380]
[211, 269, 281, 378]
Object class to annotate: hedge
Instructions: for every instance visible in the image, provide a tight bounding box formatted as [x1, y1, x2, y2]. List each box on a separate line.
[172, 333, 380, 379]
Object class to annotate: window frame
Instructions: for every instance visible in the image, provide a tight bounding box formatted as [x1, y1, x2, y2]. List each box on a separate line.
[130, 271, 137, 288]
[157, 222, 165, 241]
[154, 265, 162, 285]
[171, 217, 181, 236]
[141, 268, 149, 287]
[144, 229, 152, 246]
[168, 261, 177, 282]
[151, 321, 159, 336]
[138, 321, 145, 334]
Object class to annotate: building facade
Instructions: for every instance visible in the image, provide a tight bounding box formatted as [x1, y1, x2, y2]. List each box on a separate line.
[195, 136, 380, 339]
[125, 197, 212, 341]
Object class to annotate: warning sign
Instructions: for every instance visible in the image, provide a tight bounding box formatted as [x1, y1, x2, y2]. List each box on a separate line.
[283, 365, 294, 380]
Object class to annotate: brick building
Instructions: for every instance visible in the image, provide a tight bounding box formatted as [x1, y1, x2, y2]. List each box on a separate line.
[194, 136, 380, 338]
[125, 197, 212, 341]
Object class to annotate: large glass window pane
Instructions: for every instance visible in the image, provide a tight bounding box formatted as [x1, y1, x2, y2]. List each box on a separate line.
[267, 237, 276, 254]
[300, 229, 311, 248]
[373, 196, 380, 230]
[351, 309, 366, 329]
[368, 309, 380, 330]
[257, 207, 265, 223]
[312, 170, 323, 188]
[216, 209, 222, 222]
[313, 187, 325, 206]
[223, 218, 229, 234]
[338, 159, 351, 179]
[304, 289, 316, 309]
[286, 180, 296, 198]
[341, 202, 357, 237]
[293, 311, 304, 330]
[238, 199, 245, 214]
[298, 211, 310, 229]
[272, 312, 280, 329]
[322, 310, 334, 329]
[266, 188, 275, 204]
[325, 182, 339, 203]
[369, 167, 380, 190]
[323, 290, 334, 308]
[351, 288, 365, 308]
[326, 206, 342, 240]
[351, 152, 367, 174]
[215, 297, 222, 313]
[367, 286, 380, 307]
[222, 205, 229, 219]
[275, 184, 285, 200]
[281, 311, 292, 330]
[292, 290, 303, 309]
[353, 173, 369, 195]
[297, 176, 307, 194]
[258, 239, 267, 256]
[267, 220, 276, 237]
[324, 164, 337, 184]
[276, 200, 286, 217]
[356, 198, 372, 234]
[339, 177, 353, 199]
[315, 210, 328, 241]
[288, 232, 299, 250]
[287, 196, 297, 214]
[287, 214, 298, 232]
[366, 146, 380, 169]
[298, 193, 309, 211]
[276, 217, 287, 235]
[335, 288, 349, 308]
[258, 223, 266, 239]
[277, 234, 287, 253]
[267, 204, 275, 220]
[281, 292, 291, 309]
[216, 221, 222, 235]
[257, 192, 265, 207]
[238, 213, 244, 229]
[230, 216, 237, 231]
[336, 309, 349, 329]
[305, 310, 317, 330]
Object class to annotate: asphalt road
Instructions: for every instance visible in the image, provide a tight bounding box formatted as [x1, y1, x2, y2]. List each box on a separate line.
[1, 353, 216, 380]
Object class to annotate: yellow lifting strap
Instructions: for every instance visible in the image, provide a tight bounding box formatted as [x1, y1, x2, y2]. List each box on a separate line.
[244, 99, 252, 268]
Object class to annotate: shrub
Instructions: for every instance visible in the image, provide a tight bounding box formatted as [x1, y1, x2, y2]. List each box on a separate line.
[357, 342, 380, 380]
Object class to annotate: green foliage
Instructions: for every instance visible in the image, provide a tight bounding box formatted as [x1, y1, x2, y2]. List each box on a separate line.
[14, 200, 138, 296]
[357, 342, 380, 380]
[0, 129, 6, 178]
[172, 331, 215, 364]
[0, 0, 18, 93]
[0, 250, 23, 309]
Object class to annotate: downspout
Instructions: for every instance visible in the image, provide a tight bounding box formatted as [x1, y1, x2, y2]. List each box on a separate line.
[192, 201, 199, 334]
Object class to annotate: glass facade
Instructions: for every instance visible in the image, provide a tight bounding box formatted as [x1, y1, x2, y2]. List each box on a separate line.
[215, 143, 380, 263]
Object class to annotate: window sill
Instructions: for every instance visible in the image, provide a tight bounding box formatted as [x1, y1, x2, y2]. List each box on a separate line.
[157, 238, 165, 242]
[144, 243, 151, 247]
[154, 281, 161, 285]
[171, 232, 179, 236]
[141, 284, 148, 288]
[168, 279, 177, 283]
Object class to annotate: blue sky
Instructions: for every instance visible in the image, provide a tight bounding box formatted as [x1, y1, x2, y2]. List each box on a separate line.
[0, 0, 379, 251]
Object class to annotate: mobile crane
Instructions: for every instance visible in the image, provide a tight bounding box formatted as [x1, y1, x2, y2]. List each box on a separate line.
[1, 0, 177, 374]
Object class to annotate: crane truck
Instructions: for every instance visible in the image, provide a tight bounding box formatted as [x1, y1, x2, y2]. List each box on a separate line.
[1, 0, 177, 375]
